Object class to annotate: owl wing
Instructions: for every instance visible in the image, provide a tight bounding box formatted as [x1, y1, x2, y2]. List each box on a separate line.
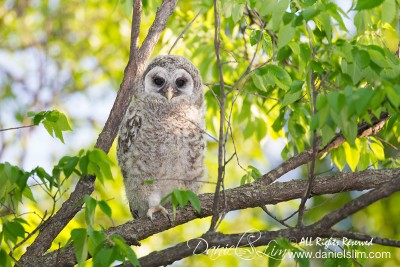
[118, 108, 142, 153]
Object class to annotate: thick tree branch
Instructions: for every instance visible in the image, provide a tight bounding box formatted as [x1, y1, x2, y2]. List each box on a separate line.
[32, 168, 400, 266]
[130, 0, 142, 62]
[315, 174, 400, 229]
[138, 0, 178, 61]
[257, 112, 390, 186]
[134, 227, 400, 267]
[19, 0, 178, 263]
[133, 173, 400, 267]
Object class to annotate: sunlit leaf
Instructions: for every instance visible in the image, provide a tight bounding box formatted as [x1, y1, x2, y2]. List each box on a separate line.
[71, 228, 88, 267]
[354, 0, 385, 10]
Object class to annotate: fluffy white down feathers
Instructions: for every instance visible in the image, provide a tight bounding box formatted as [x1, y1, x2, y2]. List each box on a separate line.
[117, 55, 206, 219]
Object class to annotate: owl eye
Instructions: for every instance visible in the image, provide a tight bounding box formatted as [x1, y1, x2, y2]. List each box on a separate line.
[175, 78, 186, 88]
[153, 77, 165, 86]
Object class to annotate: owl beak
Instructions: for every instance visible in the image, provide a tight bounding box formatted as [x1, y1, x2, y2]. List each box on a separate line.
[166, 87, 174, 101]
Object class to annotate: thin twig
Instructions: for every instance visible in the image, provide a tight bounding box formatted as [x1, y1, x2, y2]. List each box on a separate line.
[203, 83, 221, 106]
[0, 125, 35, 132]
[205, 82, 281, 101]
[260, 205, 292, 228]
[298, 70, 318, 227]
[168, 9, 202, 54]
[225, 91, 246, 171]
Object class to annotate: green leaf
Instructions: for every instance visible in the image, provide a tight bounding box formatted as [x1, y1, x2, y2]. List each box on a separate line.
[332, 146, 346, 170]
[61, 156, 80, 178]
[320, 120, 335, 145]
[302, 6, 320, 20]
[84, 195, 97, 227]
[57, 112, 72, 131]
[263, 240, 285, 267]
[277, 24, 295, 49]
[32, 111, 46, 125]
[231, 4, 245, 23]
[160, 192, 172, 205]
[260, 65, 292, 90]
[30, 110, 72, 143]
[3, 219, 26, 244]
[35, 167, 55, 189]
[355, 87, 374, 115]
[342, 118, 358, 146]
[88, 149, 113, 181]
[71, 228, 88, 267]
[45, 110, 58, 122]
[369, 139, 385, 160]
[319, 12, 332, 41]
[0, 249, 11, 267]
[250, 30, 262, 46]
[271, 0, 289, 31]
[186, 191, 201, 213]
[79, 155, 89, 175]
[382, 0, 397, 23]
[354, 50, 370, 69]
[93, 247, 115, 267]
[354, 0, 385, 10]
[282, 92, 302, 107]
[98, 200, 112, 218]
[22, 186, 36, 202]
[112, 235, 140, 267]
[343, 142, 360, 171]
[172, 189, 185, 207]
[88, 229, 107, 256]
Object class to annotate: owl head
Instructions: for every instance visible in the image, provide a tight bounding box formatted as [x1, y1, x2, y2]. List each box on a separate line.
[135, 55, 203, 108]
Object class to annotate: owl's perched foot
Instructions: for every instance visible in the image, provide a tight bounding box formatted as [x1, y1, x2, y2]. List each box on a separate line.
[146, 205, 170, 223]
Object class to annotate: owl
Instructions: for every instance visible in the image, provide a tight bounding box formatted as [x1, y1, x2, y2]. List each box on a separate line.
[117, 55, 206, 220]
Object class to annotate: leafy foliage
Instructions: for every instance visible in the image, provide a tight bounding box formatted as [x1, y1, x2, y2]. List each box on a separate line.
[28, 110, 72, 143]
[0, 0, 399, 266]
[71, 195, 139, 267]
[161, 189, 201, 220]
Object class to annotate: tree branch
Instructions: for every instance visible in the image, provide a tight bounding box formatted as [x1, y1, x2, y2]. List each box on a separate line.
[0, 125, 35, 132]
[32, 168, 400, 266]
[134, 226, 400, 267]
[257, 112, 390, 186]
[19, 0, 178, 263]
[298, 70, 318, 227]
[138, 0, 178, 60]
[168, 9, 202, 54]
[209, 0, 227, 232]
[314, 174, 400, 230]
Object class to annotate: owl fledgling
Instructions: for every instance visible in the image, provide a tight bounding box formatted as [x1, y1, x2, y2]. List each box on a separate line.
[117, 55, 206, 220]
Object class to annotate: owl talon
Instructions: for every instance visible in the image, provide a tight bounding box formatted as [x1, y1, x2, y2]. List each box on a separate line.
[146, 205, 169, 221]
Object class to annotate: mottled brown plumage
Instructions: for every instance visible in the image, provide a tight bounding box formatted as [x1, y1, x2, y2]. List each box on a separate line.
[117, 55, 206, 219]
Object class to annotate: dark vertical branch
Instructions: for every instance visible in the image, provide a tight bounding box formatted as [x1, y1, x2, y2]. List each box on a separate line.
[297, 70, 318, 227]
[130, 0, 142, 61]
[209, 0, 226, 232]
